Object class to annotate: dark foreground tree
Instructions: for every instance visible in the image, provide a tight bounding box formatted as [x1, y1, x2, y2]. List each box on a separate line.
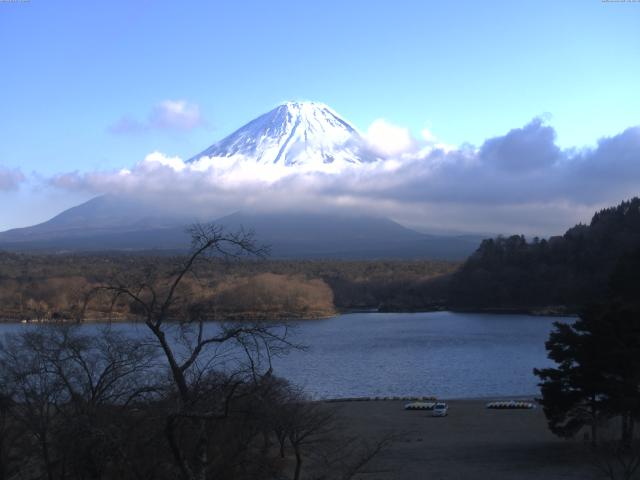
[534, 309, 609, 444]
[535, 249, 640, 447]
[536, 309, 640, 446]
[0, 328, 388, 480]
[84, 223, 391, 480]
[90, 224, 296, 479]
[0, 224, 392, 479]
[592, 422, 640, 480]
[0, 324, 161, 480]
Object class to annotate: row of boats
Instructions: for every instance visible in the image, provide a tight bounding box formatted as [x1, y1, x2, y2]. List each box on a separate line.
[486, 400, 536, 409]
[326, 396, 437, 403]
[404, 400, 537, 410]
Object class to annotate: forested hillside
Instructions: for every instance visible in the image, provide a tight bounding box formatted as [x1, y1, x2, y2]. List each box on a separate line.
[4, 198, 638, 320]
[447, 198, 640, 312]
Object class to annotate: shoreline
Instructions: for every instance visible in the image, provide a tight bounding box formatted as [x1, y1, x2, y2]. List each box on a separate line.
[322, 393, 540, 403]
[0, 307, 578, 324]
[377, 305, 579, 317]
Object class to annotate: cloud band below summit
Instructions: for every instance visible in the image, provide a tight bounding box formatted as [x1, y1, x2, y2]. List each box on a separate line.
[49, 113, 640, 236]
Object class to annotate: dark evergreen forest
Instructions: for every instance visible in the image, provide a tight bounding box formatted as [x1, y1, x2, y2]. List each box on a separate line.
[447, 197, 640, 312]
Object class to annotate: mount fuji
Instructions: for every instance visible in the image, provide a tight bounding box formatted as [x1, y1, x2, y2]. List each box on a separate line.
[0, 101, 483, 259]
[189, 101, 378, 168]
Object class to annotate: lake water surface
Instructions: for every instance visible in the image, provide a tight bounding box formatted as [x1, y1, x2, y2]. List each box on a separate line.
[275, 311, 569, 399]
[0, 311, 571, 400]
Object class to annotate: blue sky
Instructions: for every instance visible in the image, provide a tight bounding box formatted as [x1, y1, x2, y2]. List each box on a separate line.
[0, 0, 639, 232]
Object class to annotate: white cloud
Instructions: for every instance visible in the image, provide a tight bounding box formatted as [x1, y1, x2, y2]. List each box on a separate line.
[142, 151, 187, 171]
[421, 128, 436, 142]
[51, 119, 640, 236]
[109, 100, 205, 134]
[149, 100, 204, 131]
[365, 119, 417, 157]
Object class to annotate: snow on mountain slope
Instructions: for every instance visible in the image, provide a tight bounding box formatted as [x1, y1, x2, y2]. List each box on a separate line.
[188, 101, 378, 169]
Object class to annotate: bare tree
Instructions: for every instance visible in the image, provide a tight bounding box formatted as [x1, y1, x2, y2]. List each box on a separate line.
[592, 421, 640, 480]
[90, 224, 297, 480]
[0, 223, 392, 480]
[286, 398, 336, 480]
[0, 387, 21, 480]
[0, 329, 65, 480]
[267, 385, 395, 480]
[0, 324, 160, 480]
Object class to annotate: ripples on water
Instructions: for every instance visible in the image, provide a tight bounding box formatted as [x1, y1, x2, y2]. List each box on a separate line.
[273, 311, 568, 399]
[0, 312, 570, 400]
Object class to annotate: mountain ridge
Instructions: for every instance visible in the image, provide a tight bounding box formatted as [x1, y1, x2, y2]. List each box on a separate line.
[0, 202, 482, 259]
[188, 101, 379, 168]
[0, 101, 482, 259]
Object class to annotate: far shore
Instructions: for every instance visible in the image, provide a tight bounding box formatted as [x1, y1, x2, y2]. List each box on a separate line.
[0, 307, 579, 324]
[378, 305, 579, 317]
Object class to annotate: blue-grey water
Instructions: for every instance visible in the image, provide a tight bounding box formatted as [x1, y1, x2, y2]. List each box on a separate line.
[273, 312, 567, 399]
[0, 312, 570, 400]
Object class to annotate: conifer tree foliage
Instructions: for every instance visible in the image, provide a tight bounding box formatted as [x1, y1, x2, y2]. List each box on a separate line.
[535, 248, 640, 446]
[450, 197, 640, 311]
[534, 312, 607, 444]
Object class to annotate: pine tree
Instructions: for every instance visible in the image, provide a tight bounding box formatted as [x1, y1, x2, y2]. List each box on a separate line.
[535, 248, 640, 446]
[534, 313, 609, 444]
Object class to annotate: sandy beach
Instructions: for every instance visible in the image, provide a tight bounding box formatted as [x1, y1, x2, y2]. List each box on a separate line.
[333, 399, 596, 480]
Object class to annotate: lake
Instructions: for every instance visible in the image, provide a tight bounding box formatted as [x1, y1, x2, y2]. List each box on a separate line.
[274, 311, 569, 399]
[0, 311, 571, 400]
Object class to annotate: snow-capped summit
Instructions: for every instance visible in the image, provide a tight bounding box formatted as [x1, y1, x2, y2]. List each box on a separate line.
[188, 101, 377, 168]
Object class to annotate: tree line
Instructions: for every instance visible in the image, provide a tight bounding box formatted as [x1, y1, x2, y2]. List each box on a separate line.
[447, 197, 640, 312]
[0, 252, 456, 322]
